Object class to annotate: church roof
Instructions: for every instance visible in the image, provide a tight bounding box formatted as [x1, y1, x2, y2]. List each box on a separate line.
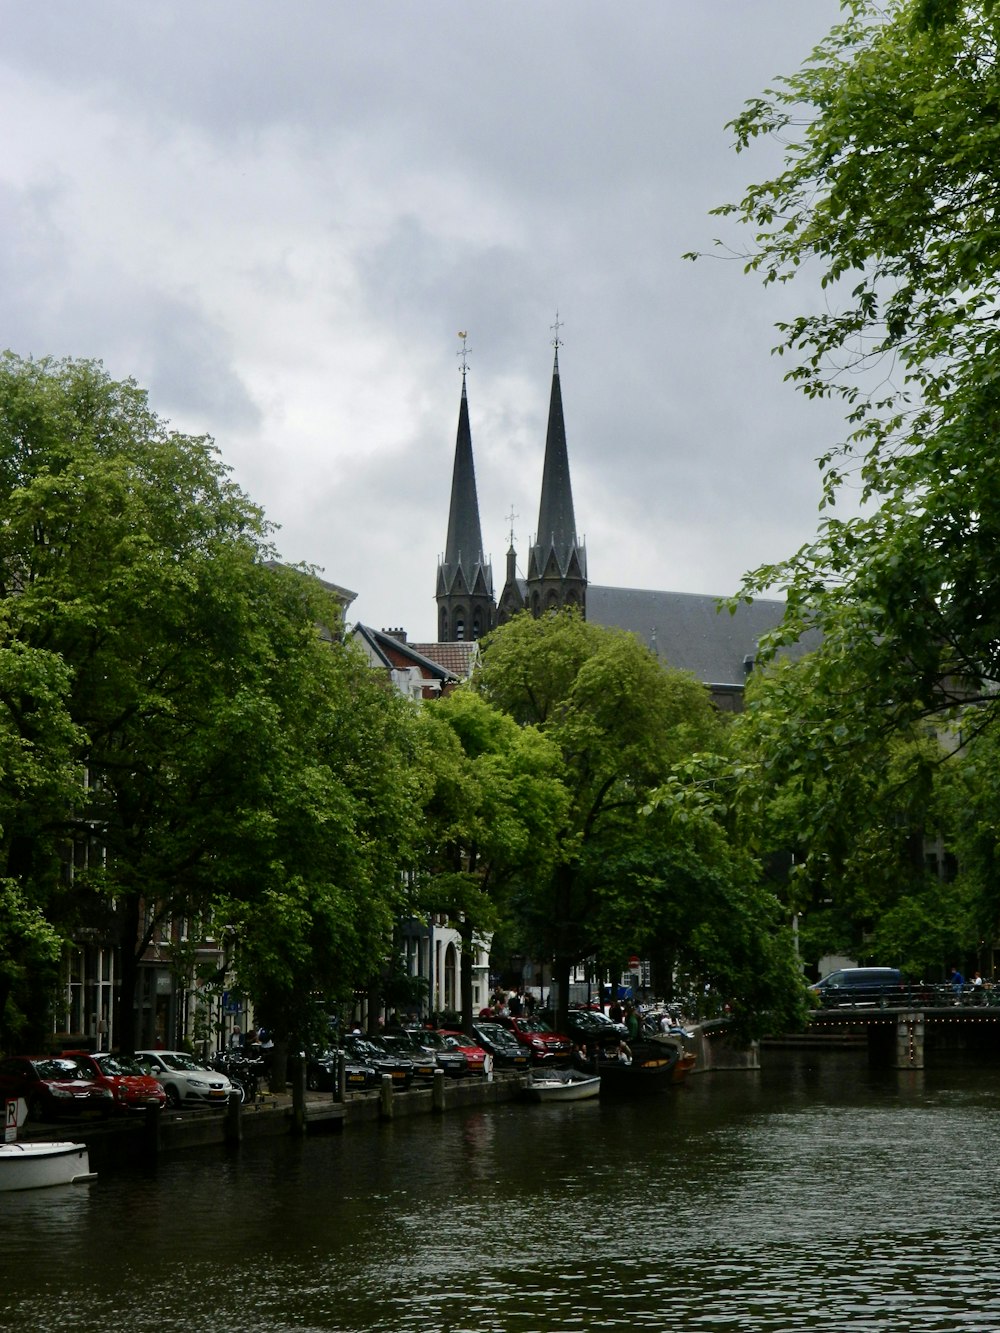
[587, 584, 818, 688]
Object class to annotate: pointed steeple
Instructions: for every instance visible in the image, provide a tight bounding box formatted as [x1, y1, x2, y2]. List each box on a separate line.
[436, 335, 495, 642]
[526, 323, 587, 616]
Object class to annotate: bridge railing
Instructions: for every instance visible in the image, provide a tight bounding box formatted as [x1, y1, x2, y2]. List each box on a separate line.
[811, 982, 999, 1010]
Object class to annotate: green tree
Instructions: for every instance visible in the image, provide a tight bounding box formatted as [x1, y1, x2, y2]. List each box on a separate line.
[222, 634, 425, 1071]
[0, 353, 418, 1053]
[734, 657, 972, 979]
[693, 1, 1000, 724]
[413, 688, 567, 1030]
[686, 1, 1000, 965]
[476, 611, 797, 1035]
[0, 639, 83, 1045]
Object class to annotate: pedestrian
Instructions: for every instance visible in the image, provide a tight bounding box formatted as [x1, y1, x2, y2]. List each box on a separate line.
[950, 967, 964, 1000]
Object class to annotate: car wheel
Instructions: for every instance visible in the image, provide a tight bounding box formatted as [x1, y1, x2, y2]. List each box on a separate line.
[165, 1084, 182, 1109]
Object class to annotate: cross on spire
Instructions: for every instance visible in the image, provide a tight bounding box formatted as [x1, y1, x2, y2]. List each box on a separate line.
[505, 504, 519, 548]
[457, 330, 471, 377]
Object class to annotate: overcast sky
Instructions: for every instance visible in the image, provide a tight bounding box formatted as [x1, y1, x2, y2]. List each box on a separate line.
[2, 1, 849, 640]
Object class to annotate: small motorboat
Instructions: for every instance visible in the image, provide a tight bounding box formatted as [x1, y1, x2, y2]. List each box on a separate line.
[0, 1141, 97, 1192]
[523, 1068, 600, 1102]
[595, 1040, 679, 1096]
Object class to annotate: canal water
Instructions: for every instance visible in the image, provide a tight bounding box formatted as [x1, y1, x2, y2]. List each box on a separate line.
[4, 1049, 1000, 1333]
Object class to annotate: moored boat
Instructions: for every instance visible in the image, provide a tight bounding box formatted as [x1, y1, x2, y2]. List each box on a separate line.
[523, 1068, 601, 1102]
[595, 1040, 679, 1095]
[0, 1141, 97, 1192]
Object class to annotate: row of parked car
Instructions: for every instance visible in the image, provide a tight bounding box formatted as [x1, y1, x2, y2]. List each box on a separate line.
[0, 1047, 260, 1120]
[307, 1010, 636, 1093]
[0, 1008, 637, 1121]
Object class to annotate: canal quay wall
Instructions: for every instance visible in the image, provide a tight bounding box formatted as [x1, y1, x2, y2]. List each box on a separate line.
[21, 1070, 532, 1172]
[20, 1029, 770, 1173]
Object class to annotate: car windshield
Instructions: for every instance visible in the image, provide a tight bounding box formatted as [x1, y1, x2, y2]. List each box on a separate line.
[517, 1018, 553, 1034]
[381, 1035, 415, 1055]
[344, 1037, 380, 1059]
[416, 1031, 449, 1052]
[33, 1058, 90, 1080]
[443, 1033, 476, 1049]
[158, 1052, 204, 1072]
[476, 1024, 515, 1047]
[96, 1054, 145, 1076]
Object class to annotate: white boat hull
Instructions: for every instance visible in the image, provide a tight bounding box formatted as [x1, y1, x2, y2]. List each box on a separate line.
[0, 1141, 96, 1191]
[524, 1072, 600, 1102]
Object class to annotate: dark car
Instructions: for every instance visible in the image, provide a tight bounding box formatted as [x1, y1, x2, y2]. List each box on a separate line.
[343, 1034, 413, 1089]
[63, 1050, 168, 1113]
[0, 1055, 114, 1121]
[381, 1030, 439, 1081]
[408, 1028, 469, 1078]
[497, 1015, 572, 1065]
[307, 1047, 376, 1093]
[472, 1021, 531, 1071]
[563, 1008, 629, 1049]
[808, 967, 906, 1008]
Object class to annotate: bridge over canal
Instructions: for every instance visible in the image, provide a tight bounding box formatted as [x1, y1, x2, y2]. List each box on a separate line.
[805, 1000, 1000, 1068]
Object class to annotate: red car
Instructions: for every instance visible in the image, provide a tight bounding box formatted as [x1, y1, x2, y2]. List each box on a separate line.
[63, 1050, 168, 1113]
[437, 1031, 489, 1076]
[0, 1055, 114, 1121]
[496, 1015, 572, 1065]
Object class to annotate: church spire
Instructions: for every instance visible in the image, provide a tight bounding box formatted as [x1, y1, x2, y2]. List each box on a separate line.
[526, 317, 587, 616]
[436, 333, 495, 642]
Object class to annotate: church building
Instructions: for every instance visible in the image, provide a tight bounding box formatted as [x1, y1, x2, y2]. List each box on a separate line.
[436, 333, 805, 711]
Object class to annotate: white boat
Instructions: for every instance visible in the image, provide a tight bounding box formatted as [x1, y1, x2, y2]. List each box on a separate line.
[0, 1141, 97, 1192]
[523, 1068, 600, 1102]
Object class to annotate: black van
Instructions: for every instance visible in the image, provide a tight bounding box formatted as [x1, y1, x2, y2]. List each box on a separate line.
[808, 967, 905, 1007]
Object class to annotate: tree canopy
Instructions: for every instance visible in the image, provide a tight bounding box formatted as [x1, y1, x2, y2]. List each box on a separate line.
[0, 353, 420, 1050]
[686, 0, 1000, 975]
[701, 1, 1000, 718]
[475, 611, 803, 1034]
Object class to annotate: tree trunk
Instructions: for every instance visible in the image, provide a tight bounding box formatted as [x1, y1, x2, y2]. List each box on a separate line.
[115, 897, 143, 1054]
[552, 954, 572, 1035]
[269, 1037, 289, 1095]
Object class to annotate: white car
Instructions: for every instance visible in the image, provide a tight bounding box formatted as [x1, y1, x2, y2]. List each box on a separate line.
[134, 1050, 236, 1109]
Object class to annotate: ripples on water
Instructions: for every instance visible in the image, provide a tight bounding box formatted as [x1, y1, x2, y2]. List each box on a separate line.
[4, 1053, 1000, 1332]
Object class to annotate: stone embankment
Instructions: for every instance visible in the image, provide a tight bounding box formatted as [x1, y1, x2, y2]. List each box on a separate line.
[20, 1070, 530, 1172]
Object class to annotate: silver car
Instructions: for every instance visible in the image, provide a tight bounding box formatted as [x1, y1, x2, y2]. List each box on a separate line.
[134, 1050, 236, 1109]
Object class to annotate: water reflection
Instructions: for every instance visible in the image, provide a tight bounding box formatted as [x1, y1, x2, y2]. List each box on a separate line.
[5, 1052, 1000, 1332]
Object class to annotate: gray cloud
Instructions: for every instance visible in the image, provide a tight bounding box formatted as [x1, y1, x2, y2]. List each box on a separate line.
[0, 0, 847, 636]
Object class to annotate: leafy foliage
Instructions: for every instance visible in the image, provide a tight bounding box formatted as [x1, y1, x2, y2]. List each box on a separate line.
[0, 353, 421, 1049]
[684, 1, 1000, 975]
[476, 611, 802, 1035]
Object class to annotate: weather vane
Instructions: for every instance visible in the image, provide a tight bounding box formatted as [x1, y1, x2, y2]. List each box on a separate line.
[457, 330, 471, 375]
[506, 504, 519, 548]
[550, 310, 563, 352]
